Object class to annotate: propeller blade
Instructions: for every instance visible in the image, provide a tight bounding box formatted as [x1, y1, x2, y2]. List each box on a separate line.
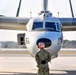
[69, 0, 74, 18]
[16, 0, 22, 17]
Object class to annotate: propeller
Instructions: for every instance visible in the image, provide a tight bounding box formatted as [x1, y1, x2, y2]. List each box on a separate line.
[69, 0, 74, 18]
[16, 0, 22, 17]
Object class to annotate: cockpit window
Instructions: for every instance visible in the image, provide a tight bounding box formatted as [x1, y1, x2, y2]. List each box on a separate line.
[45, 22, 56, 31]
[32, 22, 43, 30]
[56, 23, 61, 31]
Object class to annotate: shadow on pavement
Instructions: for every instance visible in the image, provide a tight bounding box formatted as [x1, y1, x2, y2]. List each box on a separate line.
[0, 70, 76, 75]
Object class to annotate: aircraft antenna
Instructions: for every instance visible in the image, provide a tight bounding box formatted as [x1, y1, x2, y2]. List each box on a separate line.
[30, 11, 32, 18]
[16, 0, 22, 17]
[69, 0, 74, 18]
[58, 12, 59, 18]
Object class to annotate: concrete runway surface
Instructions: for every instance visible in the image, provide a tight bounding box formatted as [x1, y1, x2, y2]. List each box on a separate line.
[0, 53, 76, 75]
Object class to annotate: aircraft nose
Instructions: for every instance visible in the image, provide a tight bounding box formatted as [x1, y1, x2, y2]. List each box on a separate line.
[36, 38, 52, 48]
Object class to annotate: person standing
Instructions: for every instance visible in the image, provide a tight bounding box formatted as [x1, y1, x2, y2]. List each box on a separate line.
[35, 42, 51, 75]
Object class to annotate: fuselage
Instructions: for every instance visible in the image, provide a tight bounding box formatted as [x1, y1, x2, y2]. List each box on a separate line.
[25, 13, 63, 57]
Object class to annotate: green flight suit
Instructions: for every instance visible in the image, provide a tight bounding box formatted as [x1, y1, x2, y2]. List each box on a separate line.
[35, 49, 51, 75]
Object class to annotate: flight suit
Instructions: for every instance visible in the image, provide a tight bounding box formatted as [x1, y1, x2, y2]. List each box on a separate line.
[35, 49, 51, 75]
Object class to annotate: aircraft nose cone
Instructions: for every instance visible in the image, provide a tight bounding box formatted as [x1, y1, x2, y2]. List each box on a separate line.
[36, 38, 52, 48]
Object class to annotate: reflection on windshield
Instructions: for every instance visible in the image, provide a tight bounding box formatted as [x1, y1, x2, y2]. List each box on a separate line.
[32, 22, 43, 30]
[45, 22, 56, 31]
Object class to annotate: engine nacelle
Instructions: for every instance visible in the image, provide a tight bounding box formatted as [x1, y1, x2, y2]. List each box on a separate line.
[17, 33, 25, 45]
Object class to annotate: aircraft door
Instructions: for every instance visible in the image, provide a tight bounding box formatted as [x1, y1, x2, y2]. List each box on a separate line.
[17, 33, 25, 45]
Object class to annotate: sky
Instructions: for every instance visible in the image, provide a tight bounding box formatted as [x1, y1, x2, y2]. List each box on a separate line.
[0, 0, 76, 42]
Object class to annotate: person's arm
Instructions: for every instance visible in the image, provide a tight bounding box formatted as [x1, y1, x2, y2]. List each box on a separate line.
[46, 51, 51, 62]
[35, 53, 41, 64]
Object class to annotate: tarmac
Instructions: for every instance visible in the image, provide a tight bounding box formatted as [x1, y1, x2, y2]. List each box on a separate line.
[0, 49, 76, 75]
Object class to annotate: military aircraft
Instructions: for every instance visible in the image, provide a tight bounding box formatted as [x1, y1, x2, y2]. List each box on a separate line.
[0, 0, 76, 59]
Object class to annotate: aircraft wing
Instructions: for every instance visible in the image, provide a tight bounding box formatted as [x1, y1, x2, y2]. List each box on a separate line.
[0, 16, 30, 30]
[59, 18, 76, 31]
